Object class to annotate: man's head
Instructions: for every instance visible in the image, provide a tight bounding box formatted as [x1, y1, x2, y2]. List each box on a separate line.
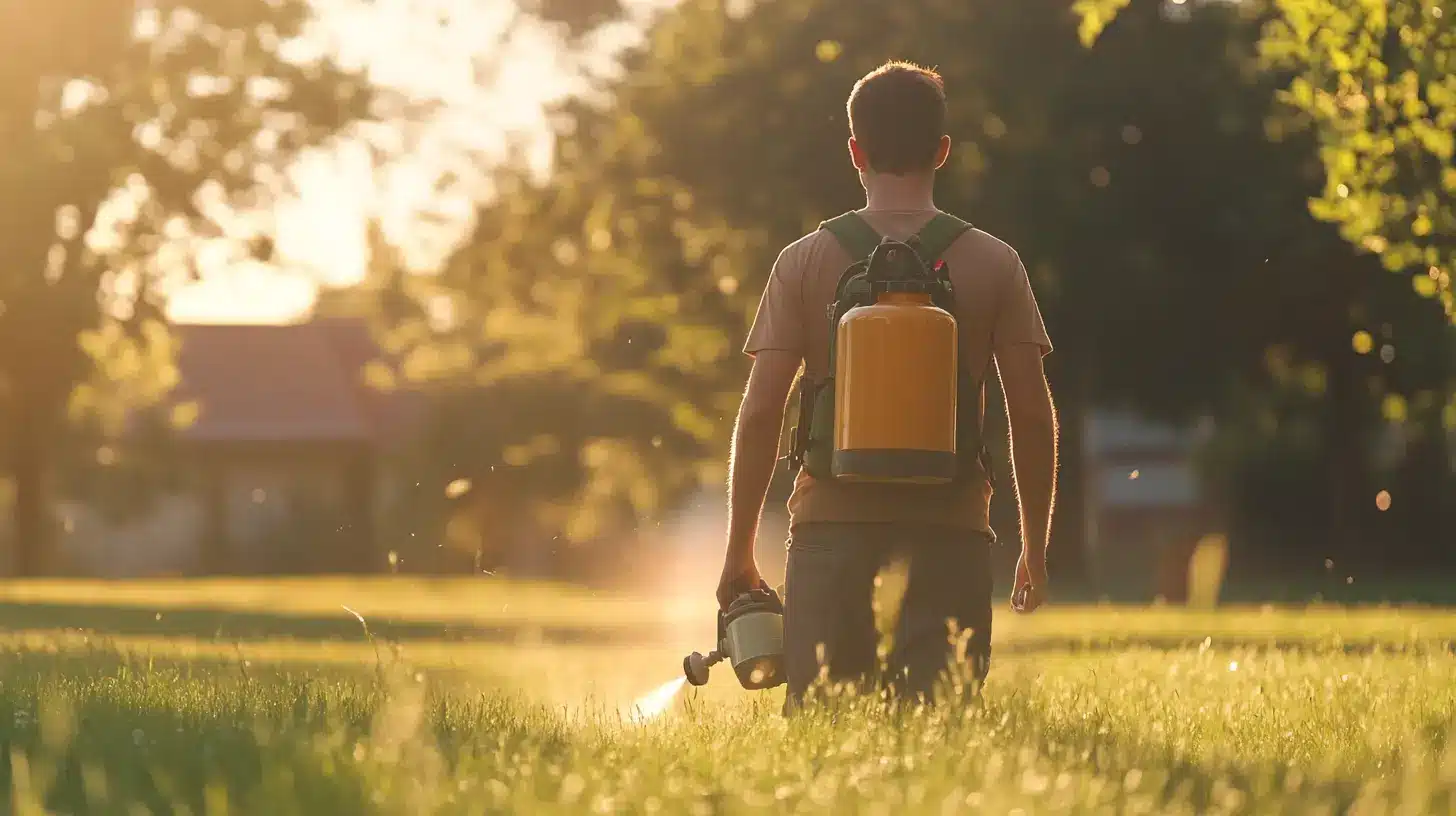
[847, 61, 951, 176]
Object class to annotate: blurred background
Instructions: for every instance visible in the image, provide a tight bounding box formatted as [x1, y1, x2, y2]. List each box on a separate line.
[0, 0, 1451, 604]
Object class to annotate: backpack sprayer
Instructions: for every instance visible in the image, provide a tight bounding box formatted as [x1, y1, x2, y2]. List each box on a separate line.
[788, 212, 992, 490]
[682, 586, 786, 690]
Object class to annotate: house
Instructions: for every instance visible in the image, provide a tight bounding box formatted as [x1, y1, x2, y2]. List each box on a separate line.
[57, 317, 424, 577]
[47, 318, 1226, 585]
[1081, 409, 1222, 600]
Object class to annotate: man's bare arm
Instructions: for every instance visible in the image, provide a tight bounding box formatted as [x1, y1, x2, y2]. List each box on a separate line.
[720, 349, 801, 607]
[996, 343, 1058, 605]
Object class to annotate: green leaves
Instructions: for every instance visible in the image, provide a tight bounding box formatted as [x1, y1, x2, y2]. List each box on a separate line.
[1072, 0, 1133, 47]
[1271, 1, 1454, 320]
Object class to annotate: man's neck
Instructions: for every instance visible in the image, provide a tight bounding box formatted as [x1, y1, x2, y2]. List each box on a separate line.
[861, 171, 936, 211]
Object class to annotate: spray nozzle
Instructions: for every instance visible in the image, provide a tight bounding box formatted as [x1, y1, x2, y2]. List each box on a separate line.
[683, 649, 723, 686]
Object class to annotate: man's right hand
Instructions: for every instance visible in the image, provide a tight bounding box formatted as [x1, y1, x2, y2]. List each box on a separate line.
[717, 556, 765, 610]
[1011, 550, 1048, 613]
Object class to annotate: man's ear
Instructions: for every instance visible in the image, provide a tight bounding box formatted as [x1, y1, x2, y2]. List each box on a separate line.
[933, 135, 952, 170]
[848, 137, 870, 172]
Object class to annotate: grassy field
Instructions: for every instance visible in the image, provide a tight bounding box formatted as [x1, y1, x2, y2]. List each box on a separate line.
[2, 578, 1455, 813]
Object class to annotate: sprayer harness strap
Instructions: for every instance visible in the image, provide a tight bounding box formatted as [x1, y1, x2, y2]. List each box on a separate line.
[912, 213, 974, 265]
[819, 211, 973, 266]
[819, 212, 883, 261]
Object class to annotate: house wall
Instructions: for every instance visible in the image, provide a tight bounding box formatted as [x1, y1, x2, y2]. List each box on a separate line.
[57, 449, 381, 578]
[56, 495, 202, 577]
[1082, 411, 1220, 600]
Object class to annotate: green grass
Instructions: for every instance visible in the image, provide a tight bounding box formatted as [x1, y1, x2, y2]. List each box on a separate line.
[2, 579, 1456, 813]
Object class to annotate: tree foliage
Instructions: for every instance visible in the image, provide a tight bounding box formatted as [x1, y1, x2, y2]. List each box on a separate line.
[374, 128, 760, 545]
[1076, 0, 1455, 560]
[1260, 0, 1455, 319]
[0, 1, 374, 573]
[1078, 0, 1455, 321]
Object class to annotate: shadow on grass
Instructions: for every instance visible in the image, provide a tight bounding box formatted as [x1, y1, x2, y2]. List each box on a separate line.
[3, 600, 1455, 657]
[0, 600, 674, 644]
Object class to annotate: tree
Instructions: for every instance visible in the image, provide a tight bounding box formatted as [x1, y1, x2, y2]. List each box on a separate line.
[1259, 0, 1456, 477]
[302, 3, 745, 561]
[1078, 0, 1456, 453]
[1257, 0, 1455, 321]
[367, 140, 758, 549]
[0, 2, 373, 575]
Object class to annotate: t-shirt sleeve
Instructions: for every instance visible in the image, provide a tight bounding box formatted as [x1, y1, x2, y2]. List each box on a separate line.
[992, 246, 1053, 356]
[743, 243, 805, 357]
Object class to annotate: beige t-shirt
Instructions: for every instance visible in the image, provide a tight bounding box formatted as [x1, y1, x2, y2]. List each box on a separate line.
[744, 208, 1052, 533]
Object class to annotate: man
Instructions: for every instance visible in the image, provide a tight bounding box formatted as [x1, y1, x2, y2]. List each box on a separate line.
[717, 60, 1058, 711]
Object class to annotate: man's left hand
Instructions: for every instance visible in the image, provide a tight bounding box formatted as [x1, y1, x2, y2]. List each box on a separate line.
[1011, 550, 1049, 614]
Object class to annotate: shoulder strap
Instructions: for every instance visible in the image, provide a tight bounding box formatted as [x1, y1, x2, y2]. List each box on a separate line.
[819, 212, 883, 261]
[911, 213, 973, 265]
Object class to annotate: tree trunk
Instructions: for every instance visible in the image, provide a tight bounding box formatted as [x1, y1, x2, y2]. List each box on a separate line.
[1397, 429, 1450, 573]
[1321, 252, 1371, 571]
[1051, 393, 1090, 588]
[1045, 350, 1091, 590]
[10, 421, 51, 577]
[1324, 351, 1366, 567]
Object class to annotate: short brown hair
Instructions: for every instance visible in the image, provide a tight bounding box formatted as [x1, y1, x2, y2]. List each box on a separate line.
[847, 61, 946, 175]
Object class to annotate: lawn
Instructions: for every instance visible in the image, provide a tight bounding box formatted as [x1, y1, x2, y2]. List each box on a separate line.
[1, 578, 1454, 814]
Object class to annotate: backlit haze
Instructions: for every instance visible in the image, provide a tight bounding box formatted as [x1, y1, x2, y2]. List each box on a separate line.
[166, 0, 664, 325]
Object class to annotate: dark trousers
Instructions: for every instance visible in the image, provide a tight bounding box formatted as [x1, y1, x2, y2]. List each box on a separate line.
[782, 522, 994, 713]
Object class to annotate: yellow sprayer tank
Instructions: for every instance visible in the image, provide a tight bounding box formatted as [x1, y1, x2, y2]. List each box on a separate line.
[833, 287, 958, 483]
